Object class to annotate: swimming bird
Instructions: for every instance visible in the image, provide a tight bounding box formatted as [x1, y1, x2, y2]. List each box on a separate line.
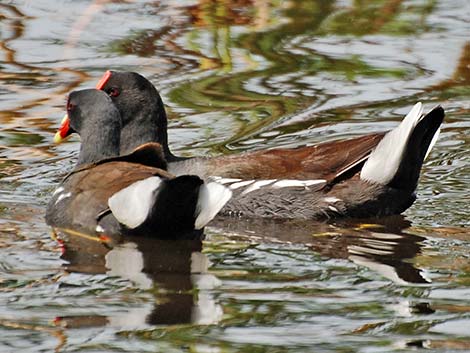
[55, 71, 444, 219]
[46, 89, 231, 238]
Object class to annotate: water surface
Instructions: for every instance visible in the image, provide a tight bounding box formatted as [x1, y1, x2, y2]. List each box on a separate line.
[0, 1, 469, 352]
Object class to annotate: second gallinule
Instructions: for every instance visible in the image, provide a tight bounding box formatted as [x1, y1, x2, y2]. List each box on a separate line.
[57, 71, 445, 219]
[46, 89, 231, 237]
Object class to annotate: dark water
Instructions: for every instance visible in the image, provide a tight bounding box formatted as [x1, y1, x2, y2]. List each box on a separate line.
[0, 1, 469, 352]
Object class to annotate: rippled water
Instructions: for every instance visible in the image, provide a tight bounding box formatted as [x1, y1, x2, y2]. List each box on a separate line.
[0, 1, 469, 352]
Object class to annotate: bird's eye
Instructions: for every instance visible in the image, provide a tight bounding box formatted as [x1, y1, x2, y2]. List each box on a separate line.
[66, 101, 76, 112]
[107, 87, 120, 97]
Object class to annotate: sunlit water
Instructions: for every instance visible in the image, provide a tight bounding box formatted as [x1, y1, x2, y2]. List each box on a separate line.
[0, 1, 469, 352]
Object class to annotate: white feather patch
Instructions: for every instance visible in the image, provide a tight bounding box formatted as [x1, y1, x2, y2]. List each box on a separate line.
[361, 102, 423, 184]
[52, 186, 64, 196]
[217, 178, 242, 184]
[229, 180, 255, 189]
[324, 197, 341, 203]
[303, 179, 327, 186]
[194, 182, 232, 229]
[272, 179, 326, 188]
[108, 176, 162, 229]
[242, 179, 276, 195]
[54, 192, 71, 205]
[424, 127, 440, 160]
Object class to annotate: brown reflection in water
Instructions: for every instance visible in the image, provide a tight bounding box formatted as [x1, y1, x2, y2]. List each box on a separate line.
[407, 339, 470, 350]
[109, 0, 272, 72]
[428, 42, 470, 95]
[0, 3, 89, 180]
[0, 318, 66, 353]
[0, 4, 87, 120]
[53, 228, 219, 328]
[189, 0, 255, 27]
[369, 0, 403, 32]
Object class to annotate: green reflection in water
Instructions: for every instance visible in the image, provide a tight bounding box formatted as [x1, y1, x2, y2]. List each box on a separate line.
[317, 0, 438, 36]
[105, 0, 420, 150]
[0, 130, 43, 146]
[167, 0, 410, 146]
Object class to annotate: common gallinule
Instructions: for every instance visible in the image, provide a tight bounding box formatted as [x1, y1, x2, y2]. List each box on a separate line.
[46, 89, 232, 237]
[56, 71, 445, 219]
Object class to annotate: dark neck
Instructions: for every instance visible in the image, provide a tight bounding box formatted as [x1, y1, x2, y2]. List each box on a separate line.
[77, 125, 120, 166]
[119, 99, 185, 162]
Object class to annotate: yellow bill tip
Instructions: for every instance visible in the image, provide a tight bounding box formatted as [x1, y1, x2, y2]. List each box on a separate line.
[54, 114, 71, 143]
[54, 130, 64, 143]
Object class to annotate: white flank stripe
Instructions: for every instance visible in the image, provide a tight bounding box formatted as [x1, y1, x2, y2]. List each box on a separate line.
[52, 186, 64, 196]
[272, 179, 326, 188]
[272, 180, 303, 188]
[108, 176, 162, 229]
[303, 179, 327, 186]
[361, 102, 423, 184]
[209, 176, 326, 195]
[229, 180, 255, 189]
[194, 182, 232, 229]
[217, 178, 242, 184]
[54, 192, 71, 205]
[324, 197, 341, 203]
[242, 179, 276, 195]
[210, 177, 326, 193]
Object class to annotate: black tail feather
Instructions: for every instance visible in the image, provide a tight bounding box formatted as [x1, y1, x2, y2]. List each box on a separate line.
[140, 175, 204, 237]
[389, 106, 445, 190]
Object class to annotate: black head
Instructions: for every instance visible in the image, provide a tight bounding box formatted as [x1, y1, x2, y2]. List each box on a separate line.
[66, 89, 119, 134]
[96, 71, 171, 157]
[96, 71, 164, 125]
[66, 89, 122, 165]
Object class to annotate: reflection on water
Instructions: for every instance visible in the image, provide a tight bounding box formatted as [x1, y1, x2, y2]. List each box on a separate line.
[0, 0, 469, 352]
[212, 215, 430, 285]
[53, 216, 430, 330]
[55, 229, 221, 328]
[314, 219, 430, 285]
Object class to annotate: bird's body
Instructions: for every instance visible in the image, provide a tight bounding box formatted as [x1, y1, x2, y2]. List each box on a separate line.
[93, 71, 444, 220]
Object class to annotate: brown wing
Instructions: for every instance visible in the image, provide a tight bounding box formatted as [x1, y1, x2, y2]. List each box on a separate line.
[203, 133, 385, 181]
[97, 142, 167, 170]
[48, 161, 170, 230]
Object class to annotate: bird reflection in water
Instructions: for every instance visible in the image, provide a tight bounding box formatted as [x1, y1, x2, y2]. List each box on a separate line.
[52, 215, 434, 329]
[315, 216, 431, 285]
[211, 214, 431, 285]
[211, 215, 435, 318]
[52, 228, 222, 329]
